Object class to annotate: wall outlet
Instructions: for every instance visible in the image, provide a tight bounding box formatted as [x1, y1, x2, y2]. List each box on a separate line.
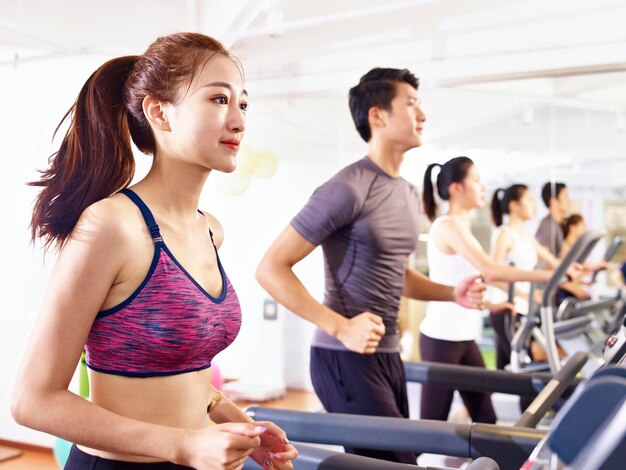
[263, 298, 278, 320]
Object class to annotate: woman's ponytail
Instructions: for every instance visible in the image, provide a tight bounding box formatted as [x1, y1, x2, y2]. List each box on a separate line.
[29, 56, 140, 250]
[490, 184, 529, 227]
[423, 163, 441, 222]
[491, 188, 505, 226]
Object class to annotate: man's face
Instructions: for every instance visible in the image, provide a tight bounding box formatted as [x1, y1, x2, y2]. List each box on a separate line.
[556, 188, 572, 215]
[376, 82, 426, 151]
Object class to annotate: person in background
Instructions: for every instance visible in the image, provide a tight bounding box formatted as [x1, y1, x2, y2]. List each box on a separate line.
[256, 68, 485, 464]
[535, 181, 571, 258]
[420, 157, 581, 423]
[489, 184, 561, 369]
[559, 214, 610, 300]
[560, 213, 586, 259]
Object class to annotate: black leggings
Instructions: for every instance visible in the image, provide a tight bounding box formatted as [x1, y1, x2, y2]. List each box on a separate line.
[65, 445, 193, 469]
[419, 333, 497, 424]
[489, 312, 513, 370]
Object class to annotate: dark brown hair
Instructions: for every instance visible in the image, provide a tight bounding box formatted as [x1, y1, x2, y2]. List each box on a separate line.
[490, 184, 529, 226]
[541, 181, 566, 208]
[29, 32, 235, 250]
[562, 213, 584, 239]
[348, 68, 419, 142]
[422, 156, 474, 222]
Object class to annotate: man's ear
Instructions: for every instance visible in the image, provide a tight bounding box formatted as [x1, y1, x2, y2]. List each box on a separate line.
[142, 95, 171, 132]
[368, 106, 387, 132]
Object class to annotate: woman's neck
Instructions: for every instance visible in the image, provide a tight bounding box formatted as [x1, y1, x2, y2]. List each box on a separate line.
[135, 160, 208, 224]
[507, 214, 526, 231]
[448, 201, 471, 226]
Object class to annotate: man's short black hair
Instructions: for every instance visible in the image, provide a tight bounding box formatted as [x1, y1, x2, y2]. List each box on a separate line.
[348, 68, 419, 142]
[541, 181, 567, 208]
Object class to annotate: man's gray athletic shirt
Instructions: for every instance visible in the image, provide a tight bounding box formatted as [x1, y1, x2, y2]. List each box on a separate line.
[535, 214, 563, 258]
[291, 157, 420, 352]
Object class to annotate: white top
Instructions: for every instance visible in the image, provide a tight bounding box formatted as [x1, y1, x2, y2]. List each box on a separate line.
[420, 215, 484, 341]
[489, 225, 538, 314]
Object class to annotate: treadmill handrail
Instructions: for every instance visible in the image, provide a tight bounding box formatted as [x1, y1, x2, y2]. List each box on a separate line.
[541, 230, 604, 374]
[515, 351, 588, 428]
[542, 229, 605, 308]
[591, 235, 623, 283]
[403, 361, 581, 397]
[552, 313, 596, 337]
[245, 406, 544, 462]
[242, 443, 502, 470]
[242, 443, 418, 469]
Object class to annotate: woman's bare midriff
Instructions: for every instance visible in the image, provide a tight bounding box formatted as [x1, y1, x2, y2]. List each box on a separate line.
[78, 368, 214, 462]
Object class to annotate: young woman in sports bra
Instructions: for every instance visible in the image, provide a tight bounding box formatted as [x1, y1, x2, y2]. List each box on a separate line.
[11, 33, 296, 470]
[419, 157, 581, 423]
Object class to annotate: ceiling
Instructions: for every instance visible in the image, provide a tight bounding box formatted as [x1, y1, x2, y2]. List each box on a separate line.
[2, 0, 626, 189]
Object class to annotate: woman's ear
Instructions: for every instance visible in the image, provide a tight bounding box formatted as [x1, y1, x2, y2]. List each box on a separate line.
[449, 181, 463, 198]
[142, 95, 171, 132]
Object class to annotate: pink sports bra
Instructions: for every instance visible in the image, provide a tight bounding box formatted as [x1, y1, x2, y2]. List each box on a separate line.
[84, 189, 242, 377]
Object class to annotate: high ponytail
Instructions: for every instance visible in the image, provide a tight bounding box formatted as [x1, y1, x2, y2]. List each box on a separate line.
[490, 183, 529, 227]
[491, 188, 506, 226]
[29, 32, 233, 250]
[422, 156, 474, 222]
[423, 163, 441, 222]
[29, 56, 139, 250]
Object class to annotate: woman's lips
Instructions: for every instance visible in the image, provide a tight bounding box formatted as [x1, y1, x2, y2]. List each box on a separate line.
[221, 140, 240, 150]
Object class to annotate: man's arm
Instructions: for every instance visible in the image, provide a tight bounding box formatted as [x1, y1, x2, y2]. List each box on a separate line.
[256, 225, 343, 335]
[256, 225, 384, 354]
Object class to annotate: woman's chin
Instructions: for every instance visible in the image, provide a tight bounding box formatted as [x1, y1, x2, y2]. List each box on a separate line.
[217, 162, 237, 174]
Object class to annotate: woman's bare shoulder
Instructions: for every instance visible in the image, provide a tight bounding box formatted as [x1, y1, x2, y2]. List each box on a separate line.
[198, 210, 224, 248]
[69, 193, 145, 250]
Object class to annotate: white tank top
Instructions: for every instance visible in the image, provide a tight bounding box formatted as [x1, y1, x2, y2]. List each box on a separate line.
[420, 215, 484, 341]
[489, 225, 538, 314]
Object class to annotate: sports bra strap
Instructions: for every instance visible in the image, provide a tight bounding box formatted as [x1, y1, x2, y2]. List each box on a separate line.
[120, 188, 163, 243]
[197, 210, 216, 245]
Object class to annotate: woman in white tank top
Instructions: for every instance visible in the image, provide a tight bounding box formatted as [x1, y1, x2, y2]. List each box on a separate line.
[490, 185, 561, 314]
[489, 184, 561, 369]
[419, 157, 580, 424]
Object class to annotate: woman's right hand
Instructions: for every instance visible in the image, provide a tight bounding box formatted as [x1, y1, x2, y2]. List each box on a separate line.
[179, 423, 266, 470]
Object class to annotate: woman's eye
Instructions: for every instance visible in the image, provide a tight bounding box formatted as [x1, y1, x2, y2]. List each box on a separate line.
[240, 102, 249, 111]
[213, 96, 228, 104]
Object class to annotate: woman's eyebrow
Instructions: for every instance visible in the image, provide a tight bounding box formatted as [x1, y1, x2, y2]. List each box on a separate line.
[200, 81, 248, 96]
